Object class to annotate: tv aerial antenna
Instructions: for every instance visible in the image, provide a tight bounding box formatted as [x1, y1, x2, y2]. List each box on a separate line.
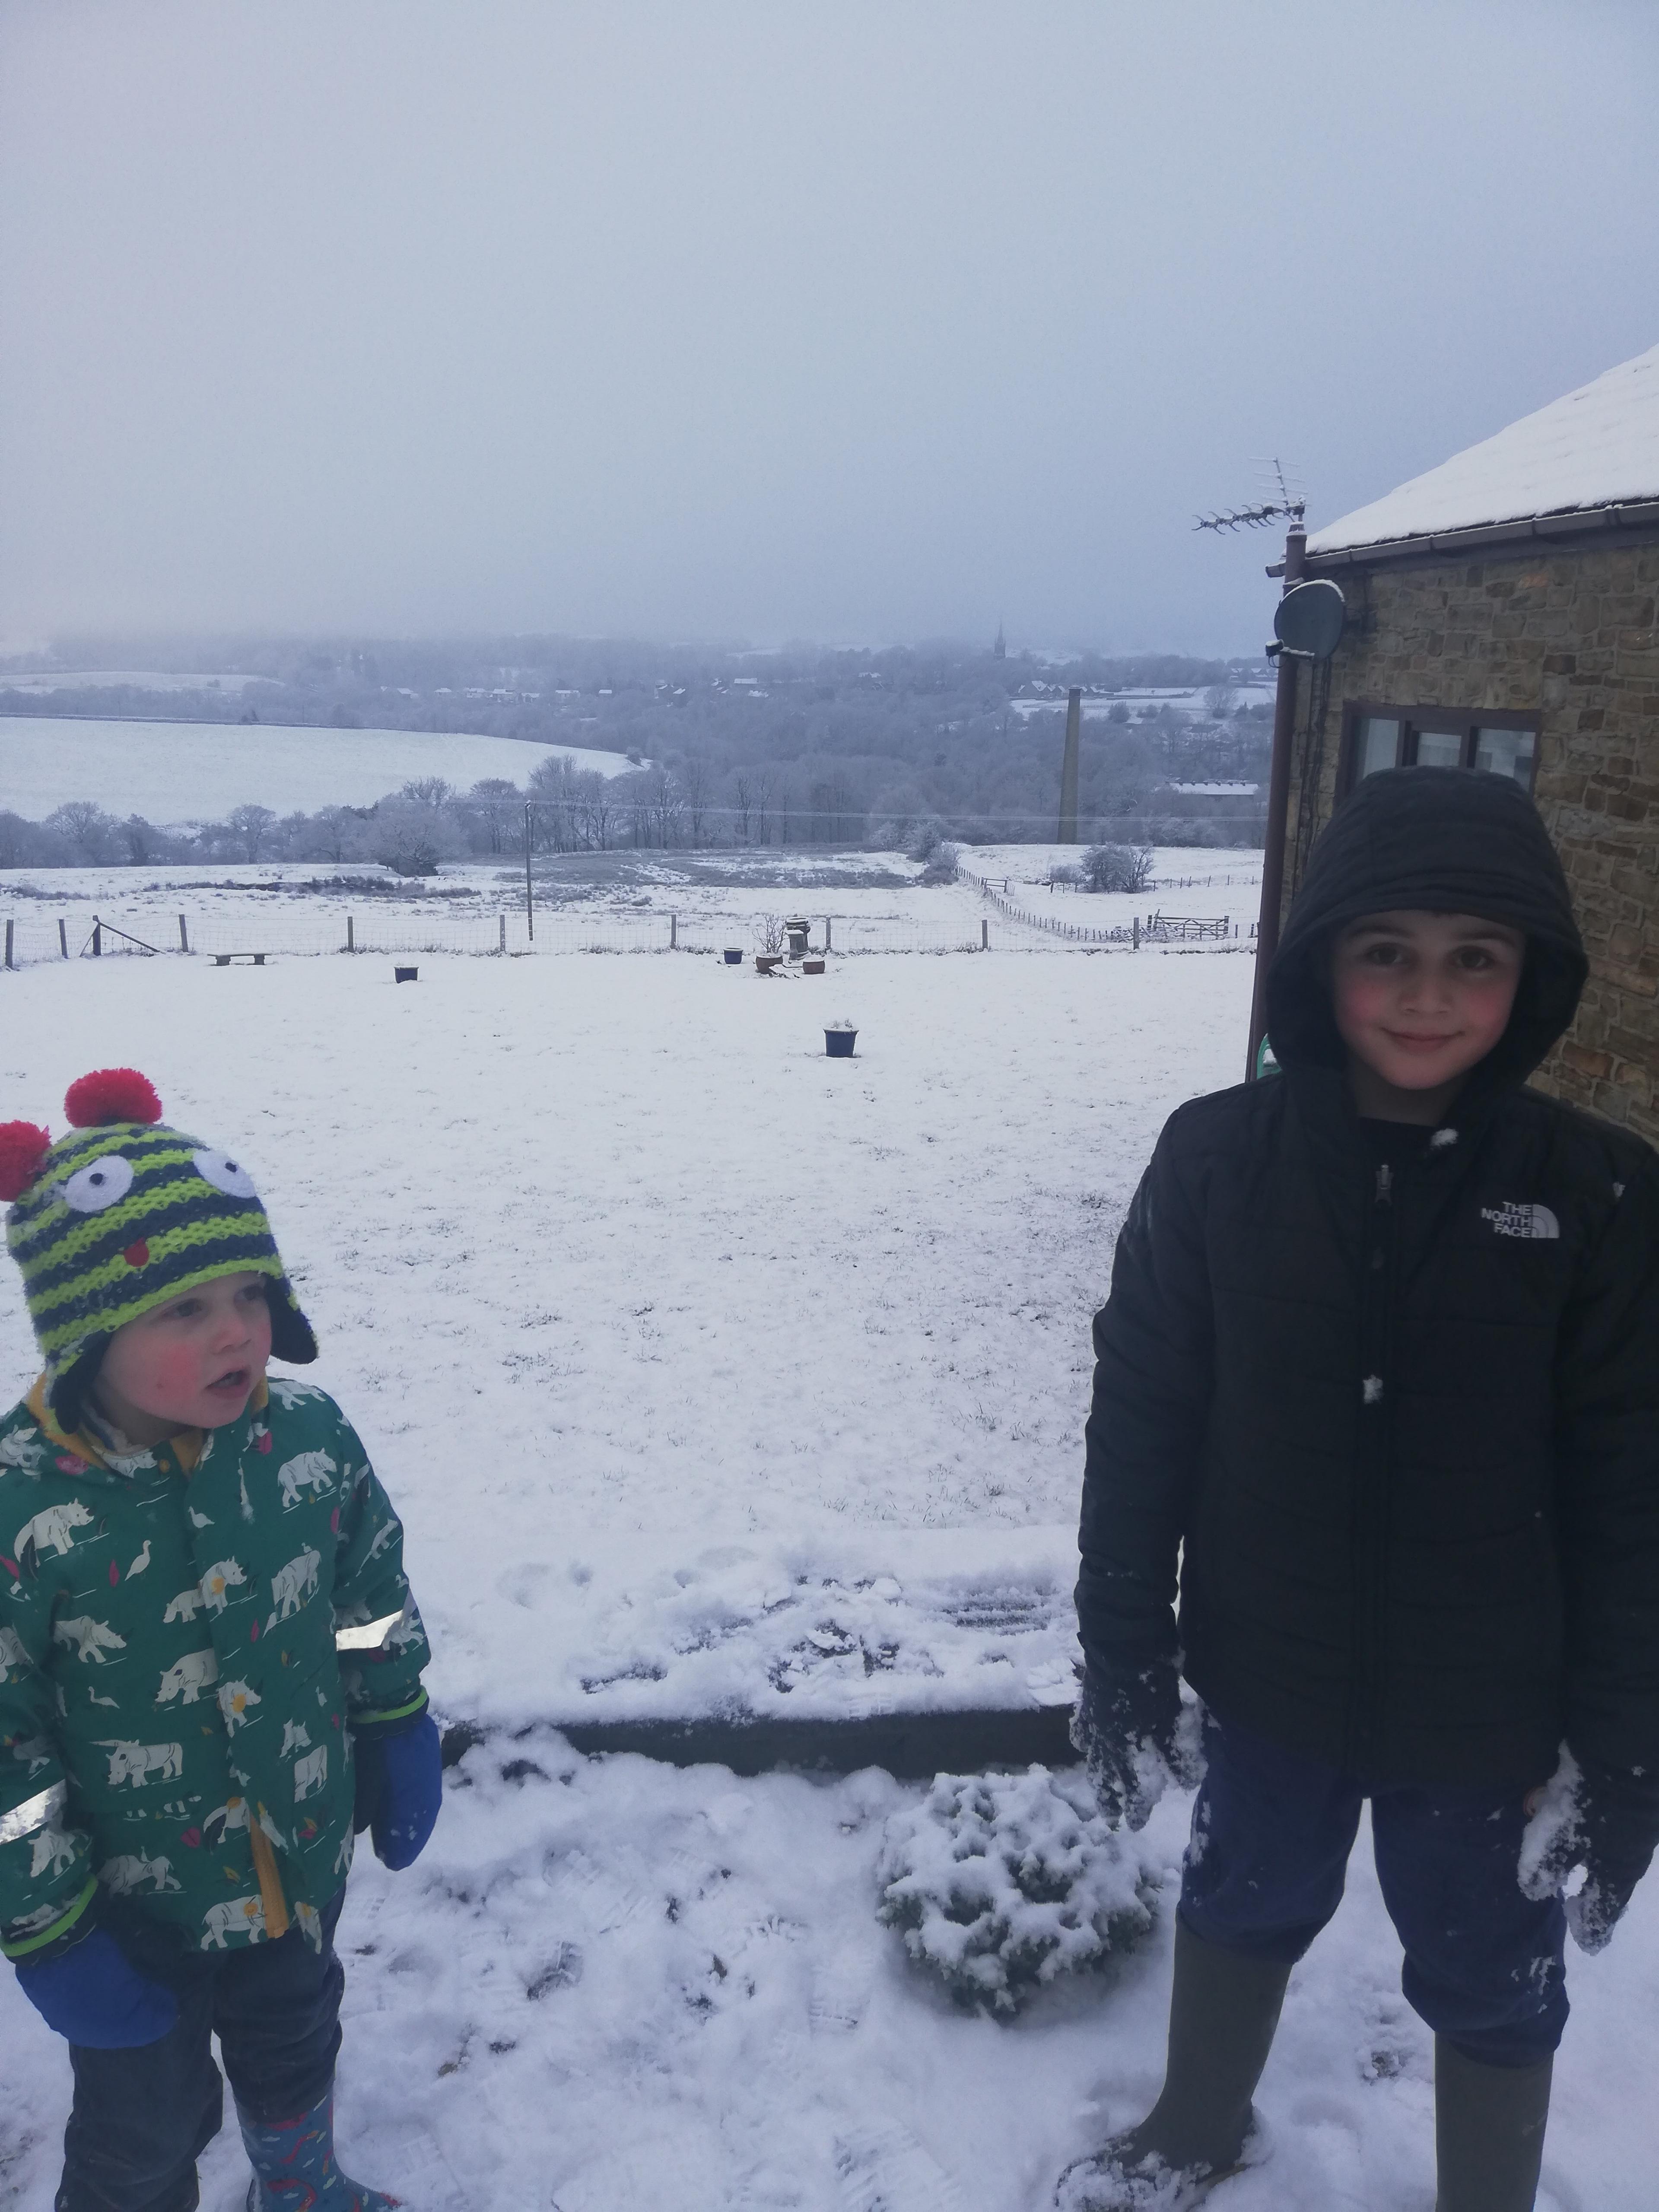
[1193, 458, 1305, 535]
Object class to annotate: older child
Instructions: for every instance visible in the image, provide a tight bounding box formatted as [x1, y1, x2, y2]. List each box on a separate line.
[0, 1068, 442, 2212]
[1066, 769, 1659, 2212]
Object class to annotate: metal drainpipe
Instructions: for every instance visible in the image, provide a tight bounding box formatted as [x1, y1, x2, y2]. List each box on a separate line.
[1246, 527, 1306, 1079]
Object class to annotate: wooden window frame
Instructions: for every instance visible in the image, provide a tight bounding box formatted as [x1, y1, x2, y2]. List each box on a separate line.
[1337, 701, 1540, 798]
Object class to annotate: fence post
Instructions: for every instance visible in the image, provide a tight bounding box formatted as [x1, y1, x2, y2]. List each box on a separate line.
[346, 916, 355, 954]
[4, 919, 12, 969]
[981, 918, 988, 950]
[1133, 915, 1140, 951]
[178, 915, 189, 954]
[92, 920, 102, 957]
[499, 914, 506, 954]
[671, 913, 678, 950]
[825, 918, 833, 951]
[59, 919, 68, 959]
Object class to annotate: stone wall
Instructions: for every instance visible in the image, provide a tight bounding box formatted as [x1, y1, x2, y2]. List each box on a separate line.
[1278, 535, 1659, 1142]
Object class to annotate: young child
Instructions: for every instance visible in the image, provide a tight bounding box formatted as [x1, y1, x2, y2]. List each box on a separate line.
[1065, 768, 1659, 2212]
[0, 1069, 443, 2212]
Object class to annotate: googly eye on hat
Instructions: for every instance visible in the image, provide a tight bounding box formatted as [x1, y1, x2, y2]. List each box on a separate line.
[0, 1068, 316, 1423]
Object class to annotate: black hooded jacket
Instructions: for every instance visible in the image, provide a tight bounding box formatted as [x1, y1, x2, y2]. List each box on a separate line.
[1076, 769, 1659, 1788]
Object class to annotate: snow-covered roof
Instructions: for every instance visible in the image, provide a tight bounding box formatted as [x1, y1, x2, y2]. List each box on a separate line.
[1306, 342, 1659, 559]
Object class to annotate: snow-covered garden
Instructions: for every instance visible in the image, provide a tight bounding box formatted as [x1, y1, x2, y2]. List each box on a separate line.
[0, 928, 1649, 2209]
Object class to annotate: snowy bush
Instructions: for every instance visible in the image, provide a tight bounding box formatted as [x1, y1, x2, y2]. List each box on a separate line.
[918, 840, 960, 886]
[1081, 842, 1154, 894]
[875, 1766, 1159, 2016]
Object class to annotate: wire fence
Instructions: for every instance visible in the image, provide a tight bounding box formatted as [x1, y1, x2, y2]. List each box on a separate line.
[961, 866, 1253, 948]
[0, 908, 995, 970]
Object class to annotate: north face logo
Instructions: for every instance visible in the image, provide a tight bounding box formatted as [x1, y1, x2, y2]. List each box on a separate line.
[1480, 1201, 1560, 1240]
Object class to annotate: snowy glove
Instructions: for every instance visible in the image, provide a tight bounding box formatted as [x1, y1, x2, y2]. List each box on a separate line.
[352, 1713, 443, 1870]
[1069, 1655, 1203, 1831]
[1518, 1745, 1659, 1955]
[15, 1926, 178, 2049]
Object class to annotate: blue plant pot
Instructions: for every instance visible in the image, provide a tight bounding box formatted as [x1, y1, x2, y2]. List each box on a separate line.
[724, 948, 743, 964]
[825, 1029, 856, 1058]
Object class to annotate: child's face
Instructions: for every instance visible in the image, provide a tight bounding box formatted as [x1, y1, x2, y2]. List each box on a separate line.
[92, 1270, 272, 1444]
[1331, 909, 1526, 1115]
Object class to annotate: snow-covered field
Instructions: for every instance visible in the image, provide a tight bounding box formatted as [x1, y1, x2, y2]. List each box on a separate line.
[1, 940, 1650, 2209]
[0, 716, 636, 823]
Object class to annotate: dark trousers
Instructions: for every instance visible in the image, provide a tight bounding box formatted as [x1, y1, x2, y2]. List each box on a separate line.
[1178, 1713, 1567, 2069]
[56, 1888, 346, 2212]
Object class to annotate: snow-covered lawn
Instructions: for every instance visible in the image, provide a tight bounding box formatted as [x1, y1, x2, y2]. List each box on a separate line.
[2, 942, 1649, 2209]
[0, 715, 636, 823]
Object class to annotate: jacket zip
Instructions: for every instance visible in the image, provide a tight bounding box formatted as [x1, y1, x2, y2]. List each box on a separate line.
[1349, 1158, 1397, 1767]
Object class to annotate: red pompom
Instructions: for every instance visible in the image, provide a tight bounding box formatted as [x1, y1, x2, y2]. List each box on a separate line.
[64, 1069, 163, 1129]
[0, 1122, 53, 1202]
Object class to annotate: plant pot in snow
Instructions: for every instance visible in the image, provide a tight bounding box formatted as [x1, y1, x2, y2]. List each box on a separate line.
[394, 966, 418, 983]
[724, 948, 744, 964]
[803, 959, 825, 975]
[825, 1027, 857, 1057]
[756, 955, 782, 974]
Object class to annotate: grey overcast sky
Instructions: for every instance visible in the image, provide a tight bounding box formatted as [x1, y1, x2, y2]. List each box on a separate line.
[2, 1, 1656, 656]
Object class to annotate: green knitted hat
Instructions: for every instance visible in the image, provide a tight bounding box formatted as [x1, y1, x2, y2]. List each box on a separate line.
[0, 1068, 316, 1424]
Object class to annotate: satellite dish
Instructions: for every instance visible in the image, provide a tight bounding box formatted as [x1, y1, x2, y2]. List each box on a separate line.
[1270, 578, 1345, 661]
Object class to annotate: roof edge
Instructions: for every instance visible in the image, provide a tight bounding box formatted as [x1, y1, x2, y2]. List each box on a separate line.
[1270, 497, 1659, 577]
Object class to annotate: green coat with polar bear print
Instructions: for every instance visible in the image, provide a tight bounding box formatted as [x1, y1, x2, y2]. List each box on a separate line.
[0, 1376, 429, 1958]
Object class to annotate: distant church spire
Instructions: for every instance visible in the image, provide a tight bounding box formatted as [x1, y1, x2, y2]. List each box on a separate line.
[992, 620, 1006, 660]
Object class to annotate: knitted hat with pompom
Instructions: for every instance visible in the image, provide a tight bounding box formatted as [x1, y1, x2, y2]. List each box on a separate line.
[0, 1069, 316, 1424]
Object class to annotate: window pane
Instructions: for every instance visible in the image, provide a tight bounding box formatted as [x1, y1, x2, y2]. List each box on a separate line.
[1412, 728, 1465, 770]
[1357, 718, 1402, 778]
[1474, 726, 1536, 785]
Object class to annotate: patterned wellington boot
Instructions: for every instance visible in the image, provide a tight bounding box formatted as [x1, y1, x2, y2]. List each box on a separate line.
[238, 2090, 403, 2211]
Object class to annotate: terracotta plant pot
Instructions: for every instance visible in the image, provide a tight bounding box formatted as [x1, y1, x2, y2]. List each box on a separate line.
[756, 955, 782, 973]
[803, 959, 825, 975]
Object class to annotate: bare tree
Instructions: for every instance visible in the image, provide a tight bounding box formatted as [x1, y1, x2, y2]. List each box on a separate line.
[400, 776, 454, 809]
[754, 773, 772, 847]
[733, 773, 753, 844]
[226, 804, 277, 862]
[684, 757, 709, 847]
[47, 801, 117, 862]
[468, 777, 519, 855]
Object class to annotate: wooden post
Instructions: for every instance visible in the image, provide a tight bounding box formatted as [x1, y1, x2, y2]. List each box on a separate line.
[346, 916, 355, 953]
[524, 804, 534, 943]
[671, 913, 678, 950]
[981, 918, 988, 950]
[498, 914, 506, 953]
[59, 919, 68, 958]
[1249, 527, 1307, 1078]
[92, 919, 102, 957]
[178, 915, 189, 953]
[825, 918, 833, 951]
[1133, 915, 1140, 951]
[4, 919, 12, 969]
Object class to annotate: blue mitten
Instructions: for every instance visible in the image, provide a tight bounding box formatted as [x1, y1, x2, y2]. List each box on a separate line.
[353, 1714, 443, 1870]
[15, 1926, 178, 2048]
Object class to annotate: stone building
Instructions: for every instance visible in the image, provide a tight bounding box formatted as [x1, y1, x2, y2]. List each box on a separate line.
[1272, 342, 1659, 1140]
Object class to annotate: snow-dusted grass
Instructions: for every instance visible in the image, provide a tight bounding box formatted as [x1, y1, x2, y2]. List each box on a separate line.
[2, 941, 1651, 2208]
[2, 1750, 1648, 2209]
[0, 715, 636, 822]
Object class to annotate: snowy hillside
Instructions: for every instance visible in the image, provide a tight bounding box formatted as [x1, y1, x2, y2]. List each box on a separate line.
[0, 715, 638, 823]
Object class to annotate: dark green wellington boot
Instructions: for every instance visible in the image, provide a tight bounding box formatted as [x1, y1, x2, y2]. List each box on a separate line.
[1434, 2040, 1553, 2212]
[1054, 1920, 1293, 2211]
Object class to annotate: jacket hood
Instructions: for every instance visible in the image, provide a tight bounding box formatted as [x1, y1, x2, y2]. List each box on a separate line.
[1264, 767, 1586, 1087]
